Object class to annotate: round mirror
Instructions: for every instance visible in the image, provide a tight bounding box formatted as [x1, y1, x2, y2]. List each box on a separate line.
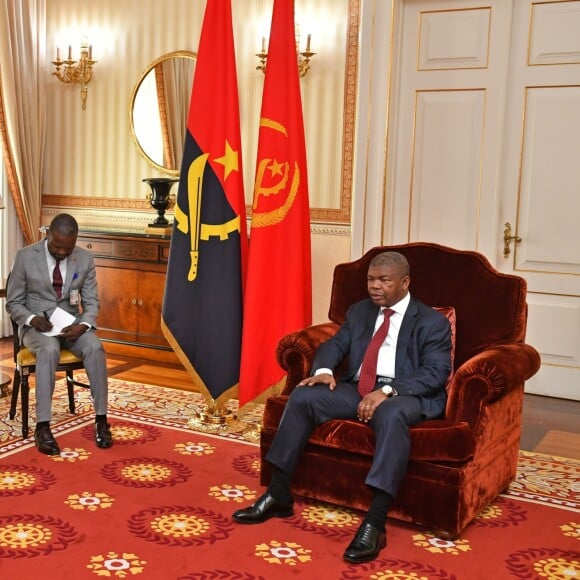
[129, 50, 196, 175]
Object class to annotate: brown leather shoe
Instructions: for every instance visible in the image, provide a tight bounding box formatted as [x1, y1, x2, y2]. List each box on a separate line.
[34, 425, 60, 456]
[232, 492, 294, 524]
[343, 522, 386, 563]
[95, 419, 113, 449]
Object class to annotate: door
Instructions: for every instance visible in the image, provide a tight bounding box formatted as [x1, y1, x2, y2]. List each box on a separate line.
[95, 267, 139, 344]
[387, 0, 579, 399]
[497, 0, 580, 399]
[136, 270, 167, 347]
[387, 0, 512, 256]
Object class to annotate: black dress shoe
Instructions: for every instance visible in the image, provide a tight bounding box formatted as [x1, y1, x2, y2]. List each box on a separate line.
[34, 425, 60, 456]
[343, 521, 386, 563]
[232, 492, 294, 524]
[95, 420, 113, 449]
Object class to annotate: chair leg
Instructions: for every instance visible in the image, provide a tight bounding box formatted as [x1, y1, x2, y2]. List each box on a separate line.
[9, 369, 21, 420]
[66, 371, 75, 414]
[21, 371, 30, 440]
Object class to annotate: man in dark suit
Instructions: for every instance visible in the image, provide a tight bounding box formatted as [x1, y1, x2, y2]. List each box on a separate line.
[6, 213, 112, 455]
[233, 251, 452, 563]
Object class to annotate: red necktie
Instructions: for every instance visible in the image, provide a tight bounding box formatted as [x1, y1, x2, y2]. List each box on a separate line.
[53, 259, 63, 299]
[357, 308, 395, 396]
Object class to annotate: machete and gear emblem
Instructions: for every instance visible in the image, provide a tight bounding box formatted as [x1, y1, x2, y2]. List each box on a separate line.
[174, 153, 241, 281]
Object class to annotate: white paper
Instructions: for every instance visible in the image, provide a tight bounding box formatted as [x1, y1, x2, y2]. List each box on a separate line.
[42, 307, 77, 336]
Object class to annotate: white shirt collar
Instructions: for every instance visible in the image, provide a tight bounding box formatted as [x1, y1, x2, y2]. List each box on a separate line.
[382, 292, 410, 317]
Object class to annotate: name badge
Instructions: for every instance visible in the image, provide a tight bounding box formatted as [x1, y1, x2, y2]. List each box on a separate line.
[70, 288, 80, 305]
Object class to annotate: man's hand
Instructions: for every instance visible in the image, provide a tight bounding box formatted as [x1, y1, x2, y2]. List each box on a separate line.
[30, 315, 53, 333]
[357, 390, 388, 423]
[60, 324, 88, 342]
[297, 372, 337, 391]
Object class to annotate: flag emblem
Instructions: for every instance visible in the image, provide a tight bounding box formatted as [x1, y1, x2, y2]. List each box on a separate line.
[174, 150, 242, 281]
[252, 117, 300, 229]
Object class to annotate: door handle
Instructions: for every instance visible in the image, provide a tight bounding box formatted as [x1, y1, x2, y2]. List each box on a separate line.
[503, 222, 521, 258]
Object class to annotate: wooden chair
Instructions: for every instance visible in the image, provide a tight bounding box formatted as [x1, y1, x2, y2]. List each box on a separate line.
[9, 318, 90, 439]
[0, 287, 11, 398]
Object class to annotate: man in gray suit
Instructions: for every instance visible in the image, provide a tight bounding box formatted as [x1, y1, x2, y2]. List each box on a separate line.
[233, 251, 452, 564]
[6, 213, 112, 455]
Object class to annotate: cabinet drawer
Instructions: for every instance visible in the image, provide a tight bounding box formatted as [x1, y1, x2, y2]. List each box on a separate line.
[77, 238, 113, 256]
[113, 241, 159, 262]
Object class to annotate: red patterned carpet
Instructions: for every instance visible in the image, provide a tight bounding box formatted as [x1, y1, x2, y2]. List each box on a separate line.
[0, 377, 579, 579]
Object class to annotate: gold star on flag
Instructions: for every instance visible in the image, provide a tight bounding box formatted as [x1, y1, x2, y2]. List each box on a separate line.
[268, 159, 284, 177]
[214, 140, 239, 181]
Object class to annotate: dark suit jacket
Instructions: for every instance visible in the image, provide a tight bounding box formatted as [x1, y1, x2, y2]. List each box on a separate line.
[6, 240, 100, 336]
[312, 295, 452, 419]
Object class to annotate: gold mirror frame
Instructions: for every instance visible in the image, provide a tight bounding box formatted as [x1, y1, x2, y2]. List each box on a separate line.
[129, 50, 197, 176]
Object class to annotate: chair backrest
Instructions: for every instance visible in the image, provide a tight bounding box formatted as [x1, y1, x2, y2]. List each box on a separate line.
[328, 242, 528, 370]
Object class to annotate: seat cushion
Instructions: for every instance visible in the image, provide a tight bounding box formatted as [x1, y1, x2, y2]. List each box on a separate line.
[263, 395, 475, 463]
[17, 348, 82, 367]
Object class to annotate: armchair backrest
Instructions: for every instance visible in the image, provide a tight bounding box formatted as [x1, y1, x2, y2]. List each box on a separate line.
[328, 243, 528, 369]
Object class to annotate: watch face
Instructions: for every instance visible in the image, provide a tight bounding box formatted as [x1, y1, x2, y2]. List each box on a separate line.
[382, 385, 393, 396]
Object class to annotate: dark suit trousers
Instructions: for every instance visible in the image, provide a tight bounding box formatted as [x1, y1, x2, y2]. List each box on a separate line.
[265, 381, 424, 498]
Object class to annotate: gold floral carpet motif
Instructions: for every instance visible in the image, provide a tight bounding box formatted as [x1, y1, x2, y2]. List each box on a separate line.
[0, 377, 578, 579]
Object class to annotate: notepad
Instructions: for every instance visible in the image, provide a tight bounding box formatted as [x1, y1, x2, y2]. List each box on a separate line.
[42, 307, 77, 337]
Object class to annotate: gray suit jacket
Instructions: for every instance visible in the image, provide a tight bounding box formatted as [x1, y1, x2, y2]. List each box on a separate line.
[312, 296, 452, 419]
[6, 239, 100, 336]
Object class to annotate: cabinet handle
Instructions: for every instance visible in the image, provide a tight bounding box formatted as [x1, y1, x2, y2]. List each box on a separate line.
[138, 299, 143, 306]
[87, 243, 92, 249]
[131, 298, 137, 305]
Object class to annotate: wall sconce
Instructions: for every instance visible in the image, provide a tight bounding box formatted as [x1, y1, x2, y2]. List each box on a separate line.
[52, 40, 97, 110]
[256, 30, 315, 77]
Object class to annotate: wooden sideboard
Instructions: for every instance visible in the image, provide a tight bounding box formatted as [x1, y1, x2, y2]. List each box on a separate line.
[77, 230, 178, 363]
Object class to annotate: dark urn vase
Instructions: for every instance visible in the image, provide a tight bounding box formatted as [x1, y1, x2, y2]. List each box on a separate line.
[143, 177, 179, 227]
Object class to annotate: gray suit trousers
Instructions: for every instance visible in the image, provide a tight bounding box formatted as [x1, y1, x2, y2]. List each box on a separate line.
[22, 328, 108, 422]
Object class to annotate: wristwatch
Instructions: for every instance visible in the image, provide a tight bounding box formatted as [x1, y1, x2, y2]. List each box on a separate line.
[381, 385, 397, 397]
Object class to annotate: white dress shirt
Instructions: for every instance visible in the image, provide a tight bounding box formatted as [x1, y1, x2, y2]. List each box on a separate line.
[315, 292, 411, 380]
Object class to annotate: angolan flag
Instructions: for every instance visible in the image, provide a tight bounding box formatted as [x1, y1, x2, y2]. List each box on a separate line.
[162, 0, 247, 405]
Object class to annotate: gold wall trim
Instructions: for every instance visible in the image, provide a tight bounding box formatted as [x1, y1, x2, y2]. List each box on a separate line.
[43, 195, 151, 211]
[311, 0, 359, 223]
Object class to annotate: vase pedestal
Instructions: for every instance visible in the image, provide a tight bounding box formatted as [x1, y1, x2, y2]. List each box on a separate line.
[144, 224, 173, 236]
[143, 177, 178, 235]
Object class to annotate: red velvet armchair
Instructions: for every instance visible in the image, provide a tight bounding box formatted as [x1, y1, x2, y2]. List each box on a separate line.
[260, 243, 541, 538]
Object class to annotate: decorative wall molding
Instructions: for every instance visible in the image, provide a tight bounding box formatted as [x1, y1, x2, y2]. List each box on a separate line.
[42, 198, 351, 237]
[43, 195, 150, 210]
[311, 223, 351, 236]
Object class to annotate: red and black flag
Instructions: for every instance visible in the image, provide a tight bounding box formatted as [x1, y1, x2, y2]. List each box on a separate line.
[162, 0, 247, 405]
[239, 0, 312, 407]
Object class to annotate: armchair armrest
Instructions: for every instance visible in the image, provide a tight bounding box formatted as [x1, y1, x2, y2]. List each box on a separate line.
[446, 343, 541, 431]
[276, 322, 340, 395]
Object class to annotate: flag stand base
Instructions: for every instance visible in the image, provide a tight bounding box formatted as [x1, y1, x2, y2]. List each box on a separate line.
[187, 404, 246, 435]
[240, 422, 261, 443]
